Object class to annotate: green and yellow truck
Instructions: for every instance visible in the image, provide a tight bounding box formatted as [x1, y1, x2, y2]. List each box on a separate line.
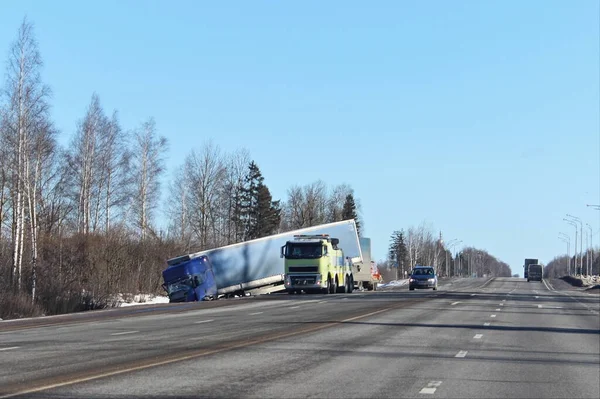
[282, 234, 356, 294]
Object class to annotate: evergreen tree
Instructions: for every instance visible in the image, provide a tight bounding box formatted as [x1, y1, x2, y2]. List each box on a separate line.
[389, 230, 409, 278]
[240, 161, 281, 240]
[341, 193, 360, 235]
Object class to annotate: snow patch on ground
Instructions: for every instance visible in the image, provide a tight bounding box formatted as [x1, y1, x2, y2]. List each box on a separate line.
[378, 279, 409, 289]
[114, 294, 170, 307]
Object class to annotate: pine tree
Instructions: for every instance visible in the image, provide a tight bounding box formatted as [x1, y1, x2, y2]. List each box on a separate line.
[389, 230, 409, 279]
[240, 161, 281, 240]
[341, 193, 360, 235]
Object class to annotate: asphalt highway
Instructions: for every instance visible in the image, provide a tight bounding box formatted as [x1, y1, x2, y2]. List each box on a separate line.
[0, 277, 598, 398]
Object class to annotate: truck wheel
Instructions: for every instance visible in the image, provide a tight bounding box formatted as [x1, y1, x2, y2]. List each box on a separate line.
[329, 276, 337, 294]
[348, 277, 354, 293]
[373, 282, 377, 291]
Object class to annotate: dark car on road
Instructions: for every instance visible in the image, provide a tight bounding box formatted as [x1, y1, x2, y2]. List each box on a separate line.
[409, 266, 438, 291]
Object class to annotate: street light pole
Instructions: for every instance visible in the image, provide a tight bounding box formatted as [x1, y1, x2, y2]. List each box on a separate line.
[558, 236, 570, 275]
[566, 215, 583, 274]
[559, 232, 571, 275]
[586, 223, 593, 276]
[444, 238, 459, 277]
[564, 219, 578, 275]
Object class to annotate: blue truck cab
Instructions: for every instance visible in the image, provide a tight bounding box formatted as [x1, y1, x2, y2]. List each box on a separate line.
[161, 255, 218, 302]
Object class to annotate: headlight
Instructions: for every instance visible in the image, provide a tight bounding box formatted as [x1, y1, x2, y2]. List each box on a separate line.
[428, 278, 435, 282]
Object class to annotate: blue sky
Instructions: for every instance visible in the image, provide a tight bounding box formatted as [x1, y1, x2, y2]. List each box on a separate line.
[1, 0, 599, 275]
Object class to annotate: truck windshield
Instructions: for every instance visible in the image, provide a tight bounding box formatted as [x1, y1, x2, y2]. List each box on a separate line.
[165, 277, 192, 295]
[285, 243, 323, 259]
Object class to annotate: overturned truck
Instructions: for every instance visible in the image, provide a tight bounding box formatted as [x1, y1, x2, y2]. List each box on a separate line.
[162, 220, 363, 302]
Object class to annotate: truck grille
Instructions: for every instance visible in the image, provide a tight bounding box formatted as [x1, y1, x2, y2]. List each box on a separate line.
[288, 266, 318, 273]
[291, 276, 317, 285]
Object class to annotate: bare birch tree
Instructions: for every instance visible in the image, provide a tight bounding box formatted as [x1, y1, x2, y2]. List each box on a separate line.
[2, 18, 52, 292]
[183, 141, 225, 249]
[130, 118, 167, 240]
[67, 93, 106, 234]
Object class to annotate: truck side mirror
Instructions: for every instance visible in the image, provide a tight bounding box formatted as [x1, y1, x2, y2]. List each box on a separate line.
[280, 245, 285, 258]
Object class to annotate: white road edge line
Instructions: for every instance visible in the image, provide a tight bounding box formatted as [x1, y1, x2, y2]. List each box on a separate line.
[110, 331, 139, 336]
[473, 334, 483, 339]
[455, 350, 468, 358]
[194, 319, 214, 324]
[0, 346, 20, 351]
[289, 306, 300, 309]
[542, 279, 554, 291]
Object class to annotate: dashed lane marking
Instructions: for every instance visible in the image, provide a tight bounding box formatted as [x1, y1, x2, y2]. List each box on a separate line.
[490, 314, 496, 318]
[0, 347, 20, 351]
[455, 350, 468, 358]
[419, 381, 442, 395]
[248, 312, 263, 315]
[193, 319, 214, 324]
[483, 323, 491, 326]
[473, 334, 483, 339]
[110, 331, 138, 336]
[451, 302, 460, 306]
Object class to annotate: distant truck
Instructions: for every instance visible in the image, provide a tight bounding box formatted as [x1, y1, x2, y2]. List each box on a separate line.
[523, 258, 538, 279]
[162, 220, 362, 302]
[527, 264, 543, 282]
[351, 237, 381, 291]
[282, 234, 357, 294]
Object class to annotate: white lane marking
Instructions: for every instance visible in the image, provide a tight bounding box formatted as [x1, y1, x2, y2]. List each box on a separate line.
[194, 319, 214, 324]
[0, 346, 20, 351]
[289, 306, 300, 309]
[490, 314, 496, 318]
[500, 303, 504, 306]
[451, 301, 460, 305]
[455, 350, 468, 358]
[502, 299, 506, 302]
[495, 308, 501, 311]
[483, 322, 491, 326]
[473, 334, 483, 339]
[110, 331, 138, 336]
[317, 301, 328, 304]
[535, 296, 539, 299]
[248, 312, 263, 315]
[420, 381, 442, 394]
[537, 305, 542, 308]
[470, 294, 476, 296]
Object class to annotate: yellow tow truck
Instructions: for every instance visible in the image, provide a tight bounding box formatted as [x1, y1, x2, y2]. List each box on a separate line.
[281, 234, 354, 294]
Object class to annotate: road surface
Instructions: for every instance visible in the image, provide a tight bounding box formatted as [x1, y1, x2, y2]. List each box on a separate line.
[0, 277, 598, 398]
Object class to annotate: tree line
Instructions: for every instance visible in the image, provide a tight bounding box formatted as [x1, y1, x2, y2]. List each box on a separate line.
[543, 251, 599, 279]
[385, 222, 512, 278]
[0, 19, 361, 319]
